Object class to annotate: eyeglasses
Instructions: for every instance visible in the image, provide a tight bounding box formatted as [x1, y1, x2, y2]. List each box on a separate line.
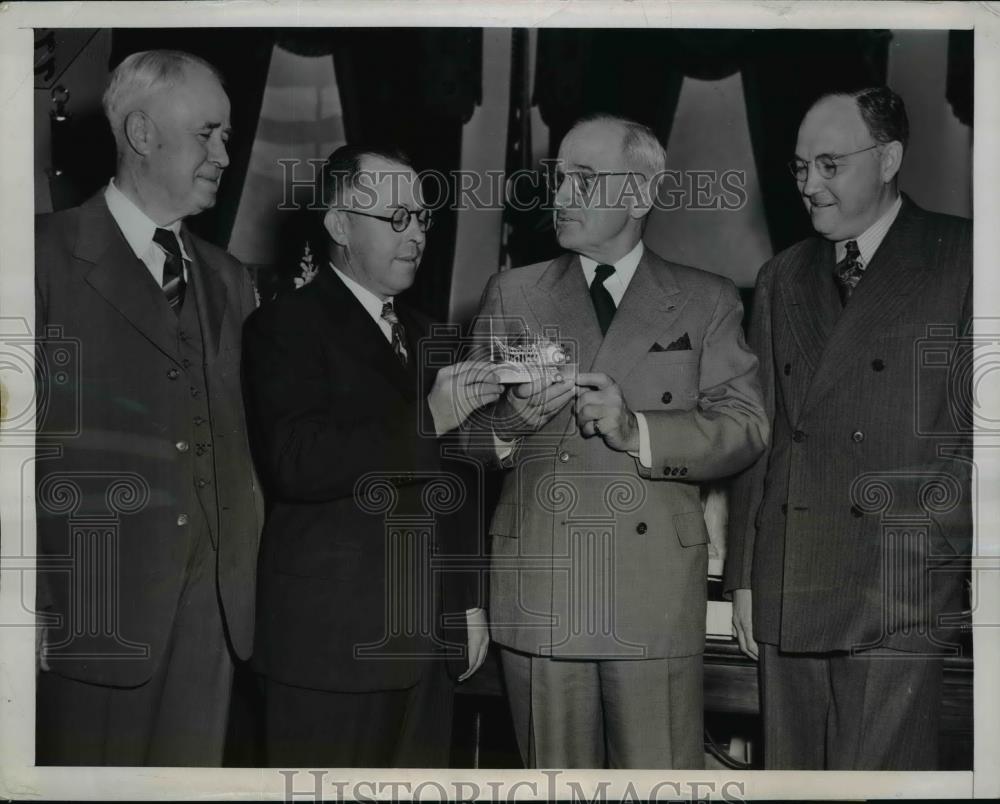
[787, 144, 880, 181]
[548, 168, 645, 196]
[342, 207, 433, 233]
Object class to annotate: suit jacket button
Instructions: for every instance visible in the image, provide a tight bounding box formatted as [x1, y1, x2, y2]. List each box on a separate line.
[792, 429, 806, 442]
[175, 440, 189, 453]
[663, 466, 672, 476]
[636, 522, 648, 535]
[176, 513, 189, 526]
[872, 359, 885, 371]
[851, 430, 865, 442]
[783, 363, 791, 376]
[661, 391, 672, 404]
[781, 503, 788, 514]
[850, 505, 863, 518]
[167, 368, 179, 380]
[558, 451, 570, 463]
[680, 467, 688, 476]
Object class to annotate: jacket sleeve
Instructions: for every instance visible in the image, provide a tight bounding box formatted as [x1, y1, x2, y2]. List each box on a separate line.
[722, 260, 777, 595]
[242, 300, 440, 503]
[639, 276, 769, 484]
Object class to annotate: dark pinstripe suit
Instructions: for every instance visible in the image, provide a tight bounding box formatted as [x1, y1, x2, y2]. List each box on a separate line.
[724, 195, 972, 768]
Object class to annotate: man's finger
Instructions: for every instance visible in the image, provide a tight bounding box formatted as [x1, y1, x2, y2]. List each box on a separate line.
[575, 372, 613, 390]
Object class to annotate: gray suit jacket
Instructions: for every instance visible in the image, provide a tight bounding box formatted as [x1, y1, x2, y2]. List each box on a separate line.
[468, 246, 768, 659]
[35, 192, 264, 686]
[724, 196, 973, 654]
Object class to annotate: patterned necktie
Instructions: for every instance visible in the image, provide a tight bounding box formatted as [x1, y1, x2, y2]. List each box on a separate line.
[590, 263, 617, 335]
[834, 239, 864, 306]
[153, 227, 187, 314]
[380, 300, 408, 367]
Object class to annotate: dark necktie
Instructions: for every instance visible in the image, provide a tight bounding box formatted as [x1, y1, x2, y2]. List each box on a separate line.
[153, 227, 187, 314]
[590, 263, 616, 336]
[380, 300, 408, 367]
[834, 239, 864, 306]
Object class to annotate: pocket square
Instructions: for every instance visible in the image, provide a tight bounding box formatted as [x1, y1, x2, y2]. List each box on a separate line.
[651, 333, 691, 352]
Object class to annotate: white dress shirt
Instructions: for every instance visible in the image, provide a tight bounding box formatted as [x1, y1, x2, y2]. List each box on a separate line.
[835, 193, 902, 266]
[104, 178, 190, 283]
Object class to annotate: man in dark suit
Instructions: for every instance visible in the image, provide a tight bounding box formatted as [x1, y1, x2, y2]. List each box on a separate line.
[724, 87, 972, 769]
[466, 114, 768, 768]
[35, 50, 263, 765]
[243, 145, 499, 767]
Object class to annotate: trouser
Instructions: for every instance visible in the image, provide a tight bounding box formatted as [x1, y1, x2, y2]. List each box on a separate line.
[36, 521, 233, 766]
[263, 659, 455, 768]
[758, 642, 943, 769]
[499, 647, 704, 769]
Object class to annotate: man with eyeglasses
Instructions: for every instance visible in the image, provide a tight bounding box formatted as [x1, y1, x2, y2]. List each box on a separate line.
[724, 87, 972, 769]
[464, 114, 768, 768]
[243, 144, 500, 766]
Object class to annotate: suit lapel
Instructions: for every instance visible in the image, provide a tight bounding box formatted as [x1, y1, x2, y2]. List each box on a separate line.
[182, 229, 228, 361]
[78, 194, 181, 363]
[525, 253, 604, 371]
[592, 250, 687, 378]
[779, 237, 840, 386]
[315, 268, 415, 401]
[803, 199, 932, 410]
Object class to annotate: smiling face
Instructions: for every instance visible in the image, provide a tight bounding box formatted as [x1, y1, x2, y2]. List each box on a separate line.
[553, 119, 647, 264]
[325, 155, 426, 299]
[794, 95, 901, 242]
[141, 63, 231, 224]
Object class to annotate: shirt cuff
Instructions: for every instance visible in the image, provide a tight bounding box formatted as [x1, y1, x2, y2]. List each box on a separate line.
[493, 431, 517, 460]
[628, 411, 652, 468]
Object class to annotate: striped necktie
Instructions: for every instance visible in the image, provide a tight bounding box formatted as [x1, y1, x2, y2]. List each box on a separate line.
[380, 300, 408, 367]
[153, 227, 187, 314]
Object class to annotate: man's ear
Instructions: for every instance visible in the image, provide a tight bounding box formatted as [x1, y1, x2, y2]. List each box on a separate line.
[627, 174, 658, 222]
[324, 208, 350, 247]
[880, 140, 904, 184]
[123, 110, 153, 157]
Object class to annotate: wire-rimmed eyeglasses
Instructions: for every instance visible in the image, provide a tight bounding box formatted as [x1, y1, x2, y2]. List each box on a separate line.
[787, 144, 880, 181]
[342, 207, 434, 233]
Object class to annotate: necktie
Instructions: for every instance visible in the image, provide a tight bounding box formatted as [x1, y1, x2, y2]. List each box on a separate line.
[590, 263, 616, 336]
[153, 228, 187, 314]
[380, 300, 408, 367]
[834, 239, 864, 306]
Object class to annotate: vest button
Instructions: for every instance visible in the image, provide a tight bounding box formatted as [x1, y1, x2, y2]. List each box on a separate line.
[197, 478, 209, 488]
[783, 363, 791, 376]
[850, 505, 863, 518]
[167, 368, 179, 380]
[792, 429, 805, 442]
[851, 430, 865, 442]
[872, 359, 885, 372]
[558, 451, 570, 463]
[636, 522, 648, 535]
[175, 440, 189, 453]
[176, 513, 189, 526]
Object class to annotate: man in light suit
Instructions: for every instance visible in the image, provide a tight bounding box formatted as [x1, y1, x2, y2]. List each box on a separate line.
[243, 145, 497, 767]
[724, 87, 972, 769]
[35, 50, 263, 765]
[467, 114, 769, 769]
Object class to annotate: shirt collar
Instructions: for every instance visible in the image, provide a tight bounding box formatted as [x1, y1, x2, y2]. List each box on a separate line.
[104, 178, 188, 260]
[330, 262, 394, 324]
[835, 194, 902, 265]
[579, 240, 644, 286]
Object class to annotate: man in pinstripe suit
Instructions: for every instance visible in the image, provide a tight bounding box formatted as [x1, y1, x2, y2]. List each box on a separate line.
[724, 87, 972, 769]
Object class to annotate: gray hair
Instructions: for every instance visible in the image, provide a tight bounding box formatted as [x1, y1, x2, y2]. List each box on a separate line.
[102, 50, 223, 146]
[570, 113, 667, 178]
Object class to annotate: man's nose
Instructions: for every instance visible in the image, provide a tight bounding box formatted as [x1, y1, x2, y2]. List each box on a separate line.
[210, 136, 230, 169]
[553, 175, 576, 208]
[801, 162, 824, 196]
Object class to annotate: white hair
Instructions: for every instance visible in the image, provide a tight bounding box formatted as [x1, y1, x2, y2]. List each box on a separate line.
[102, 50, 222, 149]
[569, 113, 667, 178]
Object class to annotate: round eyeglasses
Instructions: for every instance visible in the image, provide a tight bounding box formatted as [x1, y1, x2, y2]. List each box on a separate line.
[342, 207, 434, 233]
[787, 144, 880, 182]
